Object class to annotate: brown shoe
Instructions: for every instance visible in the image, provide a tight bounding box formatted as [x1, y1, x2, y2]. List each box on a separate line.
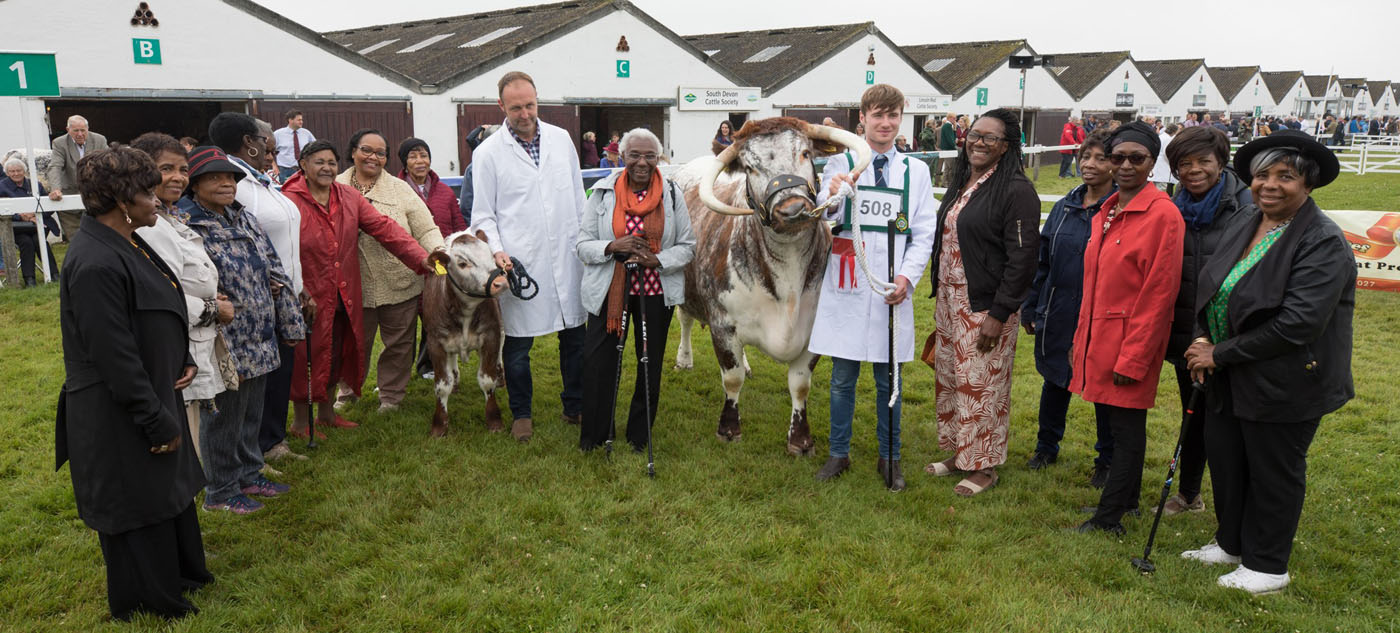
[814, 456, 851, 481]
[511, 417, 533, 442]
[1154, 493, 1205, 516]
[561, 413, 581, 425]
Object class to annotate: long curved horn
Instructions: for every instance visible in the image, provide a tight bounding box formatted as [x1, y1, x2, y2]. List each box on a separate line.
[805, 124, 872, 179]
[697, 144, 752, 216]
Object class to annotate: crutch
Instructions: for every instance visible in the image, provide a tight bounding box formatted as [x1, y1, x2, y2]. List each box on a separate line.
[629, 261, 656, 479]
[605, 265, 631, 459]
[1132, 381, 1206, 574]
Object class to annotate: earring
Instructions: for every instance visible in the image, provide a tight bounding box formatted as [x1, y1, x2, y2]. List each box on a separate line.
[249, 146, 260, 157]
[124, 212, 132, 224]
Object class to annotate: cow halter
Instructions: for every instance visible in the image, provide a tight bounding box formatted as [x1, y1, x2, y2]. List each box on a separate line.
[450, 256, 539, 300]
[746, 174, 820, 224]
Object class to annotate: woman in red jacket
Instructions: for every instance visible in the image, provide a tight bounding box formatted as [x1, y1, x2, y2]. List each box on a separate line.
[397, 137, 469, 378]
[1069, 122, 1184, 535]
[281, 140, 433, 438]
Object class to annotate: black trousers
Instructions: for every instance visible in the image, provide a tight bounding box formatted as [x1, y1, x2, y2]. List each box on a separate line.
[579, 294, 672, 451]
[14, 227, 57, 283]
[1090, 403, 1146, 527]
[1206, 409, 1319, 574]
[258, 342, 296, 453]
[1172, 364, 1208, 501]
[97, 502, 213, 621]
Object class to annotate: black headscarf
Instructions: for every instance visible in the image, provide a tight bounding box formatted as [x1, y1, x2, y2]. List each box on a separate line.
[1106, 121, 1160, 157]
[397, 137, 430, 167]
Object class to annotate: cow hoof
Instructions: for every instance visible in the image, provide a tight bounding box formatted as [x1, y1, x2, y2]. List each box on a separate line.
[485, 418, 505, 433]
[715, 430, 742, 443]
[430, 424, 448, 438]
[787, 442, 815, 457]
[674, 360, 693, 370]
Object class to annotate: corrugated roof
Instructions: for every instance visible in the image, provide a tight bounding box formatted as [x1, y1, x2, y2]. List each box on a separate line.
[1136, 59, 1206, 101]
[1304, 74, 1337, 97]
[1207, 66, 1260, 102]
[322, 0, 746, 92]
[1038, 51, 1132, 100]
[900, 40, 1032, 97]
[1260, 71, 1304, 103]
[1367, 81, 1391, 105]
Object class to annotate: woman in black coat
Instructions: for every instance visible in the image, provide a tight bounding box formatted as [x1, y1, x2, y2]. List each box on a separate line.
[56, 147, 213, 621]
[1183, 131, 1354, 595]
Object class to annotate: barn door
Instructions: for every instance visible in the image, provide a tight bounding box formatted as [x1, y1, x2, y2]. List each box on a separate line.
[256, 100, 414, 174]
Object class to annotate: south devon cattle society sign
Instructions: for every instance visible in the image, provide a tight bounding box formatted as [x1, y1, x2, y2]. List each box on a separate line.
[678, 87, 761, 111]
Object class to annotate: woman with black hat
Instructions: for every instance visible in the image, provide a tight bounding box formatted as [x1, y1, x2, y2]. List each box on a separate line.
[57, 147, 213, 619]
[1068, 121, 1184, 535]
[181, 146, 305, 515]
[397, 137, 466, 378]
[1182, 130, 1353, 595]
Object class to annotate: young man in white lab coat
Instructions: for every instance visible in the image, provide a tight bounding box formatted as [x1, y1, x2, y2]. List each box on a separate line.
[810, 84, 939, 490]
[470, 71, 588, 443]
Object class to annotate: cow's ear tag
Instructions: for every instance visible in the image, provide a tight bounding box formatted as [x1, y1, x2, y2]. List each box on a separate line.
[434, 261, 447, 275]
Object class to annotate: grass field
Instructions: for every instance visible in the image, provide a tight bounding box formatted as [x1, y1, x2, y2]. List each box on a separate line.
[1, 173, 1398, 632]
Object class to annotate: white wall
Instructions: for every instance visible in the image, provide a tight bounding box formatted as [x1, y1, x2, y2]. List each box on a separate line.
[1074, 60, 1159, 115]
[1159, 65, 1226, 119]
[1267, 78, 1310, 117]
[946, 47, 1075, 117]
[436, 9, 743, 170]
[1224, 72, 1274, 115]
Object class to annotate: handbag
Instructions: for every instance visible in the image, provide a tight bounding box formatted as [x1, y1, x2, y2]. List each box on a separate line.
[213, 328, 240, 391]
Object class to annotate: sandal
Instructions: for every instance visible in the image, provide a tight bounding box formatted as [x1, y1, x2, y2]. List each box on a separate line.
[925, 457, 961, 477]
[954, 469, 999, 497]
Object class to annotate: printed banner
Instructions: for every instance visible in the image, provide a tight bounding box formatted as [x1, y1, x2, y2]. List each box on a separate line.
[1330, 210, 1400, 292]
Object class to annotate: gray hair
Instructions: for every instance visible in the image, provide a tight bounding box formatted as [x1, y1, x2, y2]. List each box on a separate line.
[66, 115, 88, 128]
[3, 157, 26, 173]
[254, 118, 274, 137]
[1249, 147, 1321, 188]
[618, 127, 662, 157]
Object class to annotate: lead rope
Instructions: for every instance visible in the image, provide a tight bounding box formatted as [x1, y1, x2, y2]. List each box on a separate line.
[828, 182, 900, 408]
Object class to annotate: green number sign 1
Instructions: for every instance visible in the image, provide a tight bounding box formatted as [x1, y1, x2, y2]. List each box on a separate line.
[0, 51, 59, 97]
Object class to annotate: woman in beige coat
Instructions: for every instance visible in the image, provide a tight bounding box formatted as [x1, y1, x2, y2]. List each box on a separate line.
[335, 129, 444, 413]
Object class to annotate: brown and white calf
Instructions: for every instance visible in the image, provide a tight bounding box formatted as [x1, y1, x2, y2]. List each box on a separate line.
[421, 230, 509, 437]
[670, 117, 869, 455]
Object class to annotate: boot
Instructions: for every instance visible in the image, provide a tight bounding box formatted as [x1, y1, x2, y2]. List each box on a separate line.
[511, 417, 533, 442]
[877, 457, 906, 491]
[814, 456, 850, 481]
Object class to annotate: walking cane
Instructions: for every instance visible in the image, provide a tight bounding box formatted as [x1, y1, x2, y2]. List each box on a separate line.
[885, 220, 897, 490]
[1132, 381, 1206, 574]
[629, 262, 657, 479]
[305, 336, 317, 450]
[605, 261, 631, 460]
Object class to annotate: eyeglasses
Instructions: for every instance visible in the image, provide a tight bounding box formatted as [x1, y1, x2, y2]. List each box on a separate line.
[357, 146, 388, 158]
[965, 131, 1007, 145]
[624, 152, 659, 163]
[1107, 153, 1152, 166]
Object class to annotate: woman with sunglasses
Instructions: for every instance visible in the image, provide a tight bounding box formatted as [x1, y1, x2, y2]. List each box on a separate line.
[1069, 121, 1184, 535]
[334, 129, 444, 414]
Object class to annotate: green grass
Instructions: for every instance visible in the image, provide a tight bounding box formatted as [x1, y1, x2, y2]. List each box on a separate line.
[2, 181, 1399, 632]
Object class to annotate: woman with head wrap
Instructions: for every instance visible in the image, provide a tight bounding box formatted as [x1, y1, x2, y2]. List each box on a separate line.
[1068, 121, 1184, 535]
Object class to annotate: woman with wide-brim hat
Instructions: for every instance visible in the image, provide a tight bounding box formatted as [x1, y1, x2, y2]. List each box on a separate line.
[1182, 130, 1354, 595]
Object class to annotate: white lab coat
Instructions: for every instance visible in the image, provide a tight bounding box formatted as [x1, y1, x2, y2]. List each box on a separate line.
[808, 150, 938, 362]
[471, 120, 588, 337]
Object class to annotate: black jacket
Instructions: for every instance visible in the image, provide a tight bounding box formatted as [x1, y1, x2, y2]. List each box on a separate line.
[1167, 169, 1255, 361]
[929, 169, 1041, 322]
[56, 216, 204, 534]
[1194, 199, 1355, 423]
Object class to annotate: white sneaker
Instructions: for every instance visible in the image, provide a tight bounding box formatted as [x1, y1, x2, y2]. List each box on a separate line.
[378, 402, 400, 413]
[1218, 565, 1290, 594]
[1182, 541, 1242, 565]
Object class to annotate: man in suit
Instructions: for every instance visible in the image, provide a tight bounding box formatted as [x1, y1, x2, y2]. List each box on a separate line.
[46, 115, 108, 241]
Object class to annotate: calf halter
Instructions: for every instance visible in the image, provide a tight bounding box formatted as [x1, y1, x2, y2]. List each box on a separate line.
[747, 174, 821, 224]
[451, 256, 539, 301]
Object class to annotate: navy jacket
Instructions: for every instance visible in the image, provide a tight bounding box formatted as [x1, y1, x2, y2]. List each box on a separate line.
[1021, 183, 1113, 388]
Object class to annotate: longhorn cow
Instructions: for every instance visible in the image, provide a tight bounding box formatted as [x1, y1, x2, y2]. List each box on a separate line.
[671, 117, 870, 455]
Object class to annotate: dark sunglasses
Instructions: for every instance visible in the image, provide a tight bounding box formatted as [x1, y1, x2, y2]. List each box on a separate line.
[1107, 153, 1152, 166]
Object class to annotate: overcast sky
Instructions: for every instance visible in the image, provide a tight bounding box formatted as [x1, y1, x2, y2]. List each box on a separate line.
[261, 0, 1398, 80]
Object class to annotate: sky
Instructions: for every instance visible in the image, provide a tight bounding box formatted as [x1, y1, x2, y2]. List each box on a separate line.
[260, 0, 1398, 81]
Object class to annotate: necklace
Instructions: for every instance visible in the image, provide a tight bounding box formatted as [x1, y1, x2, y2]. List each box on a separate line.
[128, 238, 178, 290]
[1102, 202, 1125, 235]
[351, 172, 376, 196]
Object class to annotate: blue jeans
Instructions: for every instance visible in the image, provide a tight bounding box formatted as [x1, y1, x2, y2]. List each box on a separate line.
[502, 325, 585, 421]
[277, 165, 298, 182]
[200, 374, 268, 504]
[828, 358, 901, 460]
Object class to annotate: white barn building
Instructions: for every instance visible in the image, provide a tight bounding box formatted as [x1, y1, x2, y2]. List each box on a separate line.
[1209, 66, 1273, 118]
[1261, 71, 1308, 117]
[1040, 51, 1159, 122]
[1137, 59, 1226, 123]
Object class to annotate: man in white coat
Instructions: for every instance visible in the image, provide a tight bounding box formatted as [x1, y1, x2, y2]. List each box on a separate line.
[810, 84, 938, 491]
[471, 71, 588, 443]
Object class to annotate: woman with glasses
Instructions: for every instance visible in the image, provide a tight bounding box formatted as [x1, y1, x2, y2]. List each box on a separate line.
[334, 129, 444, 414]
[924, 108, 1041, 497]
[1068, 121, 1184, 535]
[576, 128, 695, 452]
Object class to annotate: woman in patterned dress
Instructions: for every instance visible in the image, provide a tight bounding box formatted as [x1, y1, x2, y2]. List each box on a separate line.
[922, 109, 1041, 497]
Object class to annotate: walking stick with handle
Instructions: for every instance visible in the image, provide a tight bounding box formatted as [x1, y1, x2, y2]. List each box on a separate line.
[605, 260, 631, 460]
[1132, 381, 1206, 574]
[886, 220, 896, 490]
[306, 336, 317, 450]
[629, 262, 656, 479]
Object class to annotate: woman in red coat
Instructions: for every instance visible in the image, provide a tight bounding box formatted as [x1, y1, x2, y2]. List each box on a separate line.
[1069, 122, 1184, 535]
[397, 137, 469, 377]
[281, 140, 433, 438]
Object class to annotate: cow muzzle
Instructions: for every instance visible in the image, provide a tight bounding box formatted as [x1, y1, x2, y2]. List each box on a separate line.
[698, 122, 872, 225]
[747, 173, 818, 223]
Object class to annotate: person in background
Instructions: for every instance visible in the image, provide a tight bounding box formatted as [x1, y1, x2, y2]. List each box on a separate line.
[1183, 130, 1353, 595]
[0, 157, 59, 286]
[1058, 117, 1084, 178]
[1068, 122, 1183, 535]
[208, 112, 310, 467]
[938, 113, 959, 186]
[397, 136, 467, 379]
[1157, 125, 1255, 518]
[924, 108, 1041, 497]
[129, 132, 230, 465]
[1183, 113, 1200, 128]
[181, 146, 305, 515]
[282, 140, 433, 439]
[600, 142, 622, 169]
[179, 137, 198, 153]
[471, 70, 589, 442]
[458, 124, 499, 228]
[576, 127, 696, 452]
[581, 131, 600, 169]
[1150, 123, 1180, 195]
[58, 147, 213, 620]
[46, 115, 110, 241]
[1021, 128, 1116, 479]
[258, 122, 282, 185]
[918, 119, 939, 156]
[894, 134, 912, 153]
[273, 109, 315, 183]
[334, 129, 444, 414]
[711, 121, 735, 155]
